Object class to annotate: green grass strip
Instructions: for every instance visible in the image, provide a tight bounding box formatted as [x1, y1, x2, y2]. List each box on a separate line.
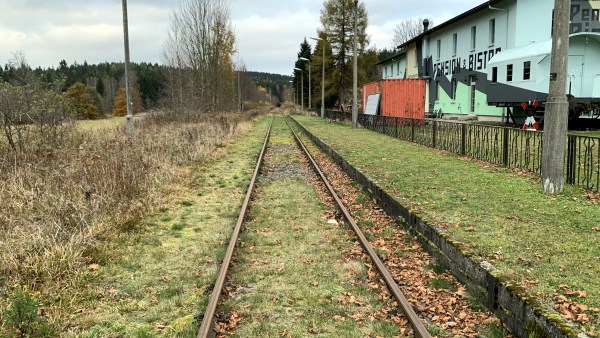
[294, 115, 600, 334]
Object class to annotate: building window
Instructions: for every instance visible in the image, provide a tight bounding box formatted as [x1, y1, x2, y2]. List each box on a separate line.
[397, 62, 400, 75]
[469, 75, 477, 113]
[452, 33, 457, 56]
[492, 67, 498, 83]
[471, 25, 477, 50]
[523, 61, 531, 80]
[507, 64, 513, 82]
[489, 19, 496, 46]
[451, 78, 458, 100]
[385, 66, 388, 78]
[436, 81, 440, 101]
[437, 39, 441, 60]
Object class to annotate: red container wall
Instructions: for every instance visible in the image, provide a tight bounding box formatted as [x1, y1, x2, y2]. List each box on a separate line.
[362, 81, 381, 113]
[381, 79, 425, 119]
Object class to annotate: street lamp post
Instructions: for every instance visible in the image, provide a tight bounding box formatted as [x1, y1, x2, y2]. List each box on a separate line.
[294, 67, 304, 111]
[310, 36, 325, 118]
[299, 57, 311, 110]
[289, 80, 294, 105]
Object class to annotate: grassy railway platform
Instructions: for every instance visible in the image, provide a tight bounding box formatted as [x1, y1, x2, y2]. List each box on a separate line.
[293, 114, 600, 336]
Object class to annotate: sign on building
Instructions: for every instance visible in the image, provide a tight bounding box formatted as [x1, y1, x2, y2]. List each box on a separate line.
[571, 0, 600, 33]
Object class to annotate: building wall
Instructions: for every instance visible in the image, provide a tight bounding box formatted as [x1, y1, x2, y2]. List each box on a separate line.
[425, 1, 519, 117]
[381, 0, 600, 120]
[569, 35, 600, 98]
[407, 42, 419, 78]
[424, 1, 516, 116]
[381, 57, 407, 80]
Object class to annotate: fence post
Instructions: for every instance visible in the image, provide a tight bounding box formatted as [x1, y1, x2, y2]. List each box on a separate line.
[432, 120, 438, 148]
[566, 135, 576, 184]
[503, 128, 509, 167]
[461, 123, 467, 156]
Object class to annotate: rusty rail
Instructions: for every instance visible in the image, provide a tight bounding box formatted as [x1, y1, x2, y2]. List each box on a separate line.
[285, 116, 432, 338]
[197, 119, 273, 338]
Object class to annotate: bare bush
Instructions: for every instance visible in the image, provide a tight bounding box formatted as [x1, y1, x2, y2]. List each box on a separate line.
[0, 110, 261, 332]
[0, 54, 73, 152]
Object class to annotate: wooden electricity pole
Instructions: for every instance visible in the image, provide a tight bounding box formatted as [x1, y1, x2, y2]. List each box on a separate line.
[122, 0, 134, 135]
[541, 0, 570, 193]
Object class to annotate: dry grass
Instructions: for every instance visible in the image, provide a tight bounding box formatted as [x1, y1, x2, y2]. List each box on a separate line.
[0, 109, 263, 336]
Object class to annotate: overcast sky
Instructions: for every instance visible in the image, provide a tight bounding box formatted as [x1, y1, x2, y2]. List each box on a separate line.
[0, 0, 484, 75]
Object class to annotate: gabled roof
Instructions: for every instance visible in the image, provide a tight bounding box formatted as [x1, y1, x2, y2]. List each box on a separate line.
[376, 47, 407, 66]
[488, 40, 552, 65]
[396, 0, 503, 49]
[488, 32, 600, 65]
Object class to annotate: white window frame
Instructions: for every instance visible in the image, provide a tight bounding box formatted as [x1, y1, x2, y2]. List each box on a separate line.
[452, 33, 458, 56]
[471, 25, 477, 51]
[489, 19, 496, 46]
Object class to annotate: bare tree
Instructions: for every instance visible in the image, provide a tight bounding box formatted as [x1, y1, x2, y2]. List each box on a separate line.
[392, 17, 433, 47]
[162, 0, 236, 116]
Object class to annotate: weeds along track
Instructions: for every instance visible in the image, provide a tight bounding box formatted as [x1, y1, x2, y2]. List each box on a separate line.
[199, 116, 438, 337]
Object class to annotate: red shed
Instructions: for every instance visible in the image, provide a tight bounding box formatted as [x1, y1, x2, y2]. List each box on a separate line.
[381, 79, 425, 119]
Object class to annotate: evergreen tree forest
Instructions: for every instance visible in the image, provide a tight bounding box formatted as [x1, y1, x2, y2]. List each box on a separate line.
[247, 71, 293, 106]
[0, 60, 165, 116]
[0, 58, 291, 119]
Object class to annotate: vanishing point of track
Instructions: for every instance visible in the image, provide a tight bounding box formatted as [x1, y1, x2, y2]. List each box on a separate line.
[197, 116, 431, 338]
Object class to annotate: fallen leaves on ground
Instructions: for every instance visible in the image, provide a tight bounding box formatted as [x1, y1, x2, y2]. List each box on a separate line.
[311, 145, 511, 338]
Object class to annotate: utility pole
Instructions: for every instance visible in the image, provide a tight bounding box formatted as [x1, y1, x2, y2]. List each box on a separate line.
[122, 0, 133, 135]
[541, 0, 570, 193]
[237, 70, 242, 112]
[320, 39, 325, 118]
[352, 0, 358, 129]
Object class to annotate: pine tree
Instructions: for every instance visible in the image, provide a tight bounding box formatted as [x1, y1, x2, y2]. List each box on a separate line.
[310, 32, 337, 109]
[319, 0, 374, 107]
[96, 78, 105, 96]
[112, 87, 141, 117]
[293, 38, 312, 108]
[65, 82, 100, 120]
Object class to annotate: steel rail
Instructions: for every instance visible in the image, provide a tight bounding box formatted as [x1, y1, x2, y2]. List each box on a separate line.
[197, 119, 273, 338]
[285, 116, 432, 338]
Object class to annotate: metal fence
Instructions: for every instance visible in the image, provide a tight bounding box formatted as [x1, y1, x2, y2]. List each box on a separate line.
[324, 110, 600, 192]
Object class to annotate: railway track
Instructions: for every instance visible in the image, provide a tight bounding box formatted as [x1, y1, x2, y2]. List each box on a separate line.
[197, 115, 504, 337]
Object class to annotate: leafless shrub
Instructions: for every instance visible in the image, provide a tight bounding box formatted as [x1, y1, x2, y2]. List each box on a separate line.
[0, 110, 258, 330]
[0, 54, 73, 152]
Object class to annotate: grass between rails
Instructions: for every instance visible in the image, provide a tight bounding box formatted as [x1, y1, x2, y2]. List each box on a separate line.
[293, 114, 600, 335]
[220, 118, 404, 337]
[64, 117, 272, 337]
